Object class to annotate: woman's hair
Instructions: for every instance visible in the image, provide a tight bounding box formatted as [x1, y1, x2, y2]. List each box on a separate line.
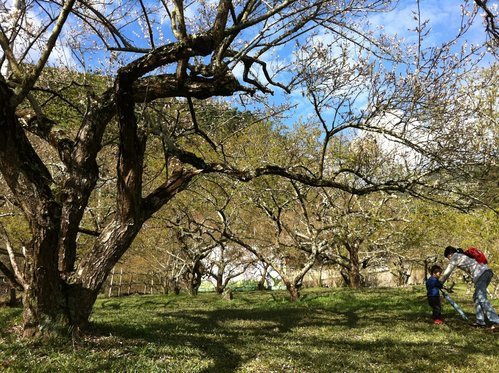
[430, 265, 442, 275]
[444, 246, 463, 258]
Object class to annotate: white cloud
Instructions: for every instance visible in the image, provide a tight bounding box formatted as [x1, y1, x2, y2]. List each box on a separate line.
[1, 1, 77, 70]
[361, 110, 428, 167]
[368, 1, 487, 47]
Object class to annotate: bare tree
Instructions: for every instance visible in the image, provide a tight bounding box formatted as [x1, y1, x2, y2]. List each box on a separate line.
[175, 177, 259, 294]
[320, 191, 410, 288]
[164, 208, 219, 295]
[206, 242, 255, 294]
[216, 178, 327, 301]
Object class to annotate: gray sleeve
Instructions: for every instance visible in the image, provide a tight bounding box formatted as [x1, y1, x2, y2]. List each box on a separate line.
[440, 259, 457, 283]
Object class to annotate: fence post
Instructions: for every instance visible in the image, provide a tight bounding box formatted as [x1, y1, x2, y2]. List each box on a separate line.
[108, 267, 115, 297]
[127, 273, 133, 295]
[118, 268, 123, 297]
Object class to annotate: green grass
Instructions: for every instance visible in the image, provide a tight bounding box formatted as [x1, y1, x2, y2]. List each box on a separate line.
[1, 287, 498, 372]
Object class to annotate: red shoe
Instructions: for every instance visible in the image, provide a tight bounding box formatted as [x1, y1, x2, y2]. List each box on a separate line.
[434, 319, 444, 325]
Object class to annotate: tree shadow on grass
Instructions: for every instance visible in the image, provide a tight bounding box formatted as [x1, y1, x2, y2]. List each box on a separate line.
[90, 305, 311, 371]
[86, 291, 497, 372]
[88, 304, 415, 371]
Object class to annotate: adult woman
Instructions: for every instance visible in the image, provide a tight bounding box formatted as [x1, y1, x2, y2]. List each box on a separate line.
[440, 246, 499, 330]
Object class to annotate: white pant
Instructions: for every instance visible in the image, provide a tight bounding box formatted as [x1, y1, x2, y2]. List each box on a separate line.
[474, 270, 499, 325]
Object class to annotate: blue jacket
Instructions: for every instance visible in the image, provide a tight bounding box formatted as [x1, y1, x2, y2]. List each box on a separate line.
[426, 276, 443, 297]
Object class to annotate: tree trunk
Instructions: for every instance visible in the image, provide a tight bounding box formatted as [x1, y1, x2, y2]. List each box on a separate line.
[257, 265, 269, 291]
[24, 263, 107, 336]
[184, 271, 201, 295]
[185, 275, 199, 295]
[318, 264, 324, 288]
[70, 220, 145, 325]
[0, 80, 70, 336]
[257, 279, 265, 291]
[21, 208, 66, 337]
[168, 278, 180, 295]
[349, 268, 361, 289]
[8, 288, 16, 307]
[340, 269, 350, 287]
[285, 281, 300, 302]
[65, 284, 100, 331]
[215, 274, 224, 294]
[349, 271, 361, 289]
[348, 247, 361, 289]
[185, 260, 203, 296]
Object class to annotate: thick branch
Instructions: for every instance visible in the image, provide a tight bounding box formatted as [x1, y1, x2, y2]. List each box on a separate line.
[115, 74, 146, 222]
[142, 168, 200, 219]
[0, 223, 25, 288]
[14, 0, 77, 106]
[133, 73, 252, 101]
[212, 0, 232, 45]
[168, 146, 408, 195]
[16, 108, 74, 165]
[78, 227, 101, 237]
[58, 90, 115, 273]
[0, 80, 57, 221]
[0, 260, 23, 291]
[118, 35, 214, 83]
[0, 24, 23, 78]
[171, 0, 188, 41]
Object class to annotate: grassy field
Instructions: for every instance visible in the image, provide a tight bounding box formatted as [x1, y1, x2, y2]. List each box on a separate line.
[0, 287, 498, 372]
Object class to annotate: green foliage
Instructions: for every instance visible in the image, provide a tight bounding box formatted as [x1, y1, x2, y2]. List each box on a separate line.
[403, 201, 499, 269]
[229, 279, 259, 291]
[36, 67, 112, 132]
[1, 287, 498, 372]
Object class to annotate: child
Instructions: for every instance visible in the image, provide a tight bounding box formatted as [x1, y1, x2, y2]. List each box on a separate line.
[426, 265, 444, 324]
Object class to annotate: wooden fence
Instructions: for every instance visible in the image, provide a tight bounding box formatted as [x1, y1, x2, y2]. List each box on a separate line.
[103, 268, 171, 297]
[2, 269, 499, 301]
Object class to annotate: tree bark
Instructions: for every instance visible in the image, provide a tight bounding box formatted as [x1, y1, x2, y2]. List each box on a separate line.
[349, 248, 362, 289]
[8, 288, 16, 307]
[22, 217, 66, 337]
[215, 273, 224, 294]
[257, 265, 269, 291]
[183, 259, 204, 296]
[0, 80, 67, 337]
[285, 281, 300, 302]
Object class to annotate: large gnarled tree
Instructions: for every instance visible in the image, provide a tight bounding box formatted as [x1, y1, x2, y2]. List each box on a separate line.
[0, 1, 495, 336]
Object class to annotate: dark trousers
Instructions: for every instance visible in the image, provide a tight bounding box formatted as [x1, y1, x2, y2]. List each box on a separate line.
[428, 296, 442, 320]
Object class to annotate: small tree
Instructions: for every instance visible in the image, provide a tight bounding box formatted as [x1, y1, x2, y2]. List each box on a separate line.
[206, 243, 255, 294]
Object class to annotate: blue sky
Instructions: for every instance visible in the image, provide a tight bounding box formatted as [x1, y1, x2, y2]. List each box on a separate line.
[272, 0, 494, 128]
[4, 1, 491, 75]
